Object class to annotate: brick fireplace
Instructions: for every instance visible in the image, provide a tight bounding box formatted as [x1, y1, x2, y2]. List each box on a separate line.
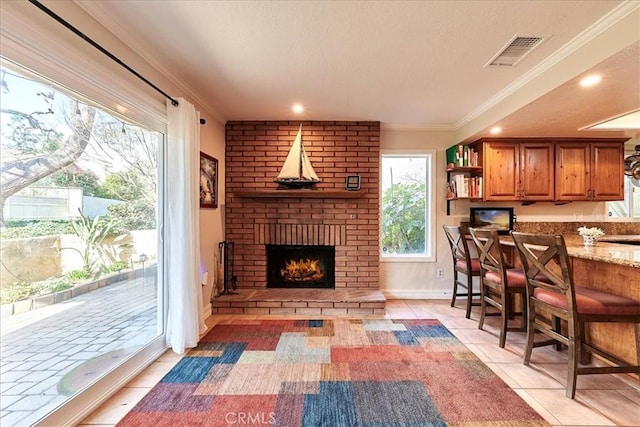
[222, 120, 381, 298]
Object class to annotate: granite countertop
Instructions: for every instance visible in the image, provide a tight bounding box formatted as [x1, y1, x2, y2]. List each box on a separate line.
[562, 236, 640, 268]
[598, 235, 640, 243]
[500, 235, 640, 269]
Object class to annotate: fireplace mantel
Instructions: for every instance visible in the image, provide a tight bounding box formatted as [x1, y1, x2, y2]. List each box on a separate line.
[234, 189, 364, 199]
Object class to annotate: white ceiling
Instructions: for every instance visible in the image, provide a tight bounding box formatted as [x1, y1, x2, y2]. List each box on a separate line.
[75, 0, 640, 141]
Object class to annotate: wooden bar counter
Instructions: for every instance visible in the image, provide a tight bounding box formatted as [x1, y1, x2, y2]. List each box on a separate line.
[501, 235, 640, 366]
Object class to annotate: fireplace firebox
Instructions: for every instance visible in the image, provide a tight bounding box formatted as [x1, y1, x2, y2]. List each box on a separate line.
[266, 245, 335, 288]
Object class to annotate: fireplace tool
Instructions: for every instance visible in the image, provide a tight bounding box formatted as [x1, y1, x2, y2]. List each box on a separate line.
[227, 240, 238, 291]
[215, 240, 238, 296]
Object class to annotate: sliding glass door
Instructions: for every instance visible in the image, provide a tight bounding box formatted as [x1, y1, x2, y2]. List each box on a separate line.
[0, 60, 166, 426]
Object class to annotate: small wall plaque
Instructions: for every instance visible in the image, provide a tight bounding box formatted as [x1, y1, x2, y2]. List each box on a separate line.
[345, 175, 361, 191]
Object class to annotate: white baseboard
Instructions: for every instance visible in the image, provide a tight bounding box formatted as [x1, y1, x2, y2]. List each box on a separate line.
[382, 289, 451, 300]
[203, 302, 212, 320]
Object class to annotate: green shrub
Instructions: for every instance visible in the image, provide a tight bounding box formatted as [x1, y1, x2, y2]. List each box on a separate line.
[66, 269, 89, 282]
[108, 261, 129, 272]
[107, 202, 156, 231]
[0, 220, 75, 239]
[0, 284, 32, 304]
[47, 279, 72, 294]
[0, 277, 72, 304]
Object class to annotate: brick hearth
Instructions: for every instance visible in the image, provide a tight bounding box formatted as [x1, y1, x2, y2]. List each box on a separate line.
[219, 120, 383, 312]
[211, 289, 386, 316]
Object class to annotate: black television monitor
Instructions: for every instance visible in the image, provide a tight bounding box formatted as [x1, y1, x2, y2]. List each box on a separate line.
[469, 207, 514, 235]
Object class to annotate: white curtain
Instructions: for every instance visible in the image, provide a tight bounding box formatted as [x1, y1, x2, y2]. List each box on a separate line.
[165, 98, 207, 354]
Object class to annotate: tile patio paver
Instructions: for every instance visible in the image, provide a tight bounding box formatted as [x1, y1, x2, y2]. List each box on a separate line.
[0, 275, 157, 427]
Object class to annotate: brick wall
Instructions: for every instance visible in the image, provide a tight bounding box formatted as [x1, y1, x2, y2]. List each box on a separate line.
[224, 121, 380, 290]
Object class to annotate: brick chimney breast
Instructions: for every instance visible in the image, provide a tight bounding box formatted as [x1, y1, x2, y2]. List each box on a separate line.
[224, 121, 380, 290]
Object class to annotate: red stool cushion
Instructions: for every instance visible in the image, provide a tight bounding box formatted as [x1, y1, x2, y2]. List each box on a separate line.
[534, 286, 640, 316]
[484, 269, 527, 287]
[456, 259, 480, 274]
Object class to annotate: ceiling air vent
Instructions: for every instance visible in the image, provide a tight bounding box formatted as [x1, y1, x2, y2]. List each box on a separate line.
[486, 35, 548, 67]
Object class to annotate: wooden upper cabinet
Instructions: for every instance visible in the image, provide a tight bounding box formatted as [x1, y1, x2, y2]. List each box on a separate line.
[483, 140, 554, 201]
[555, 143, 590, 200]
[464, 137, 626, 205]
[519, 142, 555, 201]
[484, 142, 519, 200]
[590, 143, 625, 200]
[555, 141, 624, 201]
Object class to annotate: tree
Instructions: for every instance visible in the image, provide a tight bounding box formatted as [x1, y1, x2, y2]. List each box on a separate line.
[1, 68, 157, 226]
[86, 118, 158, 206]
[49, 165, 107, 198]
[101, 171, 146, 202]
[381, 182, 426, 254]
[1, 85, 96, 225]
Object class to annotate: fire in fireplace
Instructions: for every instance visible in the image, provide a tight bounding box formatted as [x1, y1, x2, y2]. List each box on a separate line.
[266, 245, 335, 288]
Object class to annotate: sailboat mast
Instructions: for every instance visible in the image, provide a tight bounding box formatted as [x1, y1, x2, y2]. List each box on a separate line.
[299, 139, 304, 178]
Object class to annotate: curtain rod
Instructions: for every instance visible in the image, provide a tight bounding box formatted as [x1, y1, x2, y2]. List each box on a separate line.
[27, 0, 206, 125]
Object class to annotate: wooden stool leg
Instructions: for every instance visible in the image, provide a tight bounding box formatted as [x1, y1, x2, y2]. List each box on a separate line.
[519, 292, 528, 332]
[579, 320, 591, 365]
[553, 316, 563, 351]
[499, 291, 509, 348]
[523, 301, 536, 366]
[465, 272, 473, 319]
[567, 339, 579, 399]
[451, 270, 458, 308]
[478, 283, 487, 330]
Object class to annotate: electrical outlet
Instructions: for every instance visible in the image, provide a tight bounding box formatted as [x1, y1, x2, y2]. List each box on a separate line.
[436, 268, 444, 278]
[201, 271, 208, 286]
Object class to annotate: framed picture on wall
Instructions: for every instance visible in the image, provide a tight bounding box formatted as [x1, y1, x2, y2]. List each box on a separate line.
[200, 151, 218, 208]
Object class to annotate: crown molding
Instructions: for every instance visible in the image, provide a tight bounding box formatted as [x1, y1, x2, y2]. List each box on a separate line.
[73, 0, 225, 124]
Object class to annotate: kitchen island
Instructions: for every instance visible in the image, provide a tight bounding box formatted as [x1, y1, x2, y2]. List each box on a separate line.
[501, 234, 640, 367]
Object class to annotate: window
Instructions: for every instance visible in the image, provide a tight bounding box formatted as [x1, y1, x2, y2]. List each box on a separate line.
[608, 176, 640, 218]
[0, 61, 165, 426]
[380, 151, 435, 261]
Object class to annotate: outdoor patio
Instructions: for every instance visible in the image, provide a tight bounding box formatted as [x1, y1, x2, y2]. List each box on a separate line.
[0, 273, 158, 426]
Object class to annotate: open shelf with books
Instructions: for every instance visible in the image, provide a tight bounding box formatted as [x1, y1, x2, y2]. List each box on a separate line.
[446, 143, 483, 215]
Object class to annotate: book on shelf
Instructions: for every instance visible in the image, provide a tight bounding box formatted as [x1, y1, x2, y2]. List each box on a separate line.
[448, 174, 482, 199]
[446, 145, 457, 167]
[469, 176, 483, 198]
[449, 174, 467, 198]
[446, 144, 480, 168]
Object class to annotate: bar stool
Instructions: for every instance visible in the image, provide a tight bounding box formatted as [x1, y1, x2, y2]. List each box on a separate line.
[469, 227, 527, 348]
[511, 231, 640, 399]
[443, 225, 481, 319]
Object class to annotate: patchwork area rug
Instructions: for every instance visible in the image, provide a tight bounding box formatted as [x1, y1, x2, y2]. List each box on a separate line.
[118, 319, 549, 426]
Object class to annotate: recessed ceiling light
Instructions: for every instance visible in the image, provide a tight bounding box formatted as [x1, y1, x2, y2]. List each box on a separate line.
[490, 126, 502, 134]
[579, 74, 602, 87]
[292, 104, 304, 114]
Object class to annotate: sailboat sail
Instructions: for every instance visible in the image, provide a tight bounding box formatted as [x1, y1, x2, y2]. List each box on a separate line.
[275, 125, 320, 187]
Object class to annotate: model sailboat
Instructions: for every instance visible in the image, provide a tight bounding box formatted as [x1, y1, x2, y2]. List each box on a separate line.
[274, 125, 321, 188]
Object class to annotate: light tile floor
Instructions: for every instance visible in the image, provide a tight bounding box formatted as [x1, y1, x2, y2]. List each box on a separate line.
[79, 299, 640, 427]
